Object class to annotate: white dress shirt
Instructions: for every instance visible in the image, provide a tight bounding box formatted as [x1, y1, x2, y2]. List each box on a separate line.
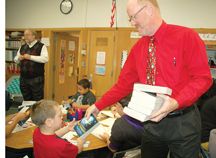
[14, 40, 49, 64]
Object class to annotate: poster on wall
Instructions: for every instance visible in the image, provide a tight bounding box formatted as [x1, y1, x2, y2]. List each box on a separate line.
[96, 51, 106, 65]
[69, 41, 75, 51]
[59, 40, 66, 84]
[95, 65, 106, 75]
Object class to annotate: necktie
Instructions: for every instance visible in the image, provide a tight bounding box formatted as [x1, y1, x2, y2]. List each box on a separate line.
[146, 36, 156, 85]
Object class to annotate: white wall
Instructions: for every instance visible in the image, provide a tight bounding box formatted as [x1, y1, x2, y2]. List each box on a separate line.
[6, 0, 216, 29]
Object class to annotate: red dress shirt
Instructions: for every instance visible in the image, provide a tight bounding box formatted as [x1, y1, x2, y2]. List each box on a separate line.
[95, 21, 212, 110]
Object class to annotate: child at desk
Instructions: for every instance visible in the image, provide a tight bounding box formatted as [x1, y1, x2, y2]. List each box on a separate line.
[31, 100, 84, 158]
[101, 95, 143, 152]
[64, 79, 96, 114]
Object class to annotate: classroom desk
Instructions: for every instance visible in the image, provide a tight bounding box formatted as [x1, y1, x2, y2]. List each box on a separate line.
[6, 125, 107, 151]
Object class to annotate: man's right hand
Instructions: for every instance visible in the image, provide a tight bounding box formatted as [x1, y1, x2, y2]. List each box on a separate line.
[85, 104, 99, 119]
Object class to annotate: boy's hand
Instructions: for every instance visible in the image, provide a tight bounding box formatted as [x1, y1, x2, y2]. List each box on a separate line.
[67, 119, 76, 131]
[77, 137, 85, 145]
[72, 102, 79, 109]
[77, 137, 85, 153]
[15, 111, 30, 121]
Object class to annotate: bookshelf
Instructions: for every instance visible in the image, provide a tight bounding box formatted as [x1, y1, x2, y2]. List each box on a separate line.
[5, 31, 24, 81]
[206, 45, 216, 79]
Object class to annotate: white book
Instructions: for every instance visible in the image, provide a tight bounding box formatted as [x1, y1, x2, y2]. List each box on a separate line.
[124, 84, 172, 122]
[134, 83, 172, 95]
[128, 90, 164, 115]
[123, 107, 149, 122]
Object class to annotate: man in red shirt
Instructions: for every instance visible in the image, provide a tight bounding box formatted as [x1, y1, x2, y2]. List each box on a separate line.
[86, 0, 212, 158]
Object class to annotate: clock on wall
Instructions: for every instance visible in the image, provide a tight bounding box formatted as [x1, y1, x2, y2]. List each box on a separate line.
[60, 0, 73, 14]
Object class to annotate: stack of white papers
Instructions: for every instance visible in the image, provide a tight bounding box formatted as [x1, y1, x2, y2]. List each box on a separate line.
[91, 118, 116, 140]
[123, 84, 172, 122]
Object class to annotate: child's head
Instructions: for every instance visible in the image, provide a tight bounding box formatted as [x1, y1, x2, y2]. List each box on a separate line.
[31, 100, 63, 131]
[77, 79, 91, 95]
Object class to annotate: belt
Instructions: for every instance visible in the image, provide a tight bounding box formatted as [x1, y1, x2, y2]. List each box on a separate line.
[167, 105, 195, 118]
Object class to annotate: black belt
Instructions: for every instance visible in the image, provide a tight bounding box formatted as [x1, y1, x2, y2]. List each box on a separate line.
[167, 105, 195, 118]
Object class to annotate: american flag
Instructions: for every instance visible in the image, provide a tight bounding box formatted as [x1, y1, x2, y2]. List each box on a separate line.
[110, 0, 116, 27]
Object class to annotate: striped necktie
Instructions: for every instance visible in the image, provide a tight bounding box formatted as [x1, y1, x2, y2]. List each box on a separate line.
[146, 36, 156, 85]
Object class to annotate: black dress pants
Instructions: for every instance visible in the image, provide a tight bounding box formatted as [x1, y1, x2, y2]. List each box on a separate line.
[20, 76, 44, 101]
[141, 106, 201, 158]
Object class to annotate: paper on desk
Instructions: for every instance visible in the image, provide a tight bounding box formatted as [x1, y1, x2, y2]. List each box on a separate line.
[99, 118, 116, 127]
[91, 124, 111, 139]
[12, 118, 35, 133]
[100, 110, 115, 118]
[70, 140, 90, 148]
[62, 131, 75, 141]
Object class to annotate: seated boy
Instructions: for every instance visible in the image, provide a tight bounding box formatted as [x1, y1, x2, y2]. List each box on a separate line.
[31, 100, 84, 158]
[101, 95, 143, 152]
[65, 78, 96, 112]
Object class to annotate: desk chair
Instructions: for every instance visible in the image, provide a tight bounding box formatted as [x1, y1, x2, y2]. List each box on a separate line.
[6, 75, 23, 104]
[112, 145, 141, 158]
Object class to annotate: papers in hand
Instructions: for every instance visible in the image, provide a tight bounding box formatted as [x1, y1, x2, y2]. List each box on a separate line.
[123, 84, 172, 122]
[18, 101, 36, 109]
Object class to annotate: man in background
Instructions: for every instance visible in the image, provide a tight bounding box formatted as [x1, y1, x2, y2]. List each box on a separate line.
[14, 29, 48, 101]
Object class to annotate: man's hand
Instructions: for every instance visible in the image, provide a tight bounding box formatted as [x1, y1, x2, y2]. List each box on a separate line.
[85, 104, 99, 119]
[23, 54, 31, 60]
[150, 94, 179, 122]
[18, 55, 24, 61]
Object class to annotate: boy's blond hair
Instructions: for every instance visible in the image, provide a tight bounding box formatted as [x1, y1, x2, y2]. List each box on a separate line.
[31, 100, 59, 127]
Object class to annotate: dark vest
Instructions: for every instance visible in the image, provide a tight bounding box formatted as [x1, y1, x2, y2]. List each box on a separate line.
[20, 41, 44, 78]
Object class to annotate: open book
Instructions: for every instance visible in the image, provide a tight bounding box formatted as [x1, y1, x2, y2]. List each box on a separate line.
[123, 83, 172, 122]
[73, 114, 99, 139]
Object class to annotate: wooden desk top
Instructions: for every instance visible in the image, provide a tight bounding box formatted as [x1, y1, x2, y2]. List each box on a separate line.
[6, 126, 36, 149]
[6, 126, 107, 151]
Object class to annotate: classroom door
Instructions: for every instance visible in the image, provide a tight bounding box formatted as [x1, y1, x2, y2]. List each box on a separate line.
[53, 33, 79, 103]
[88, 31, 115, 99]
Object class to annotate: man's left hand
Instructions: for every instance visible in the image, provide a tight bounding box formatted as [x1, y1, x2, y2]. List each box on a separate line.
[23, 54, 31, 60]
[150, 94, 179, 122]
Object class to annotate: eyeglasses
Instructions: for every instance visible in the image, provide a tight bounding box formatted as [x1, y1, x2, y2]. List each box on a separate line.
[128, 5, 147, 22]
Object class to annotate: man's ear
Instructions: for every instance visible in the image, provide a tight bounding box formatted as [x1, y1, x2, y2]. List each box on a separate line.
[45, 118, 53, 128]
[145, 3, 153, 16]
